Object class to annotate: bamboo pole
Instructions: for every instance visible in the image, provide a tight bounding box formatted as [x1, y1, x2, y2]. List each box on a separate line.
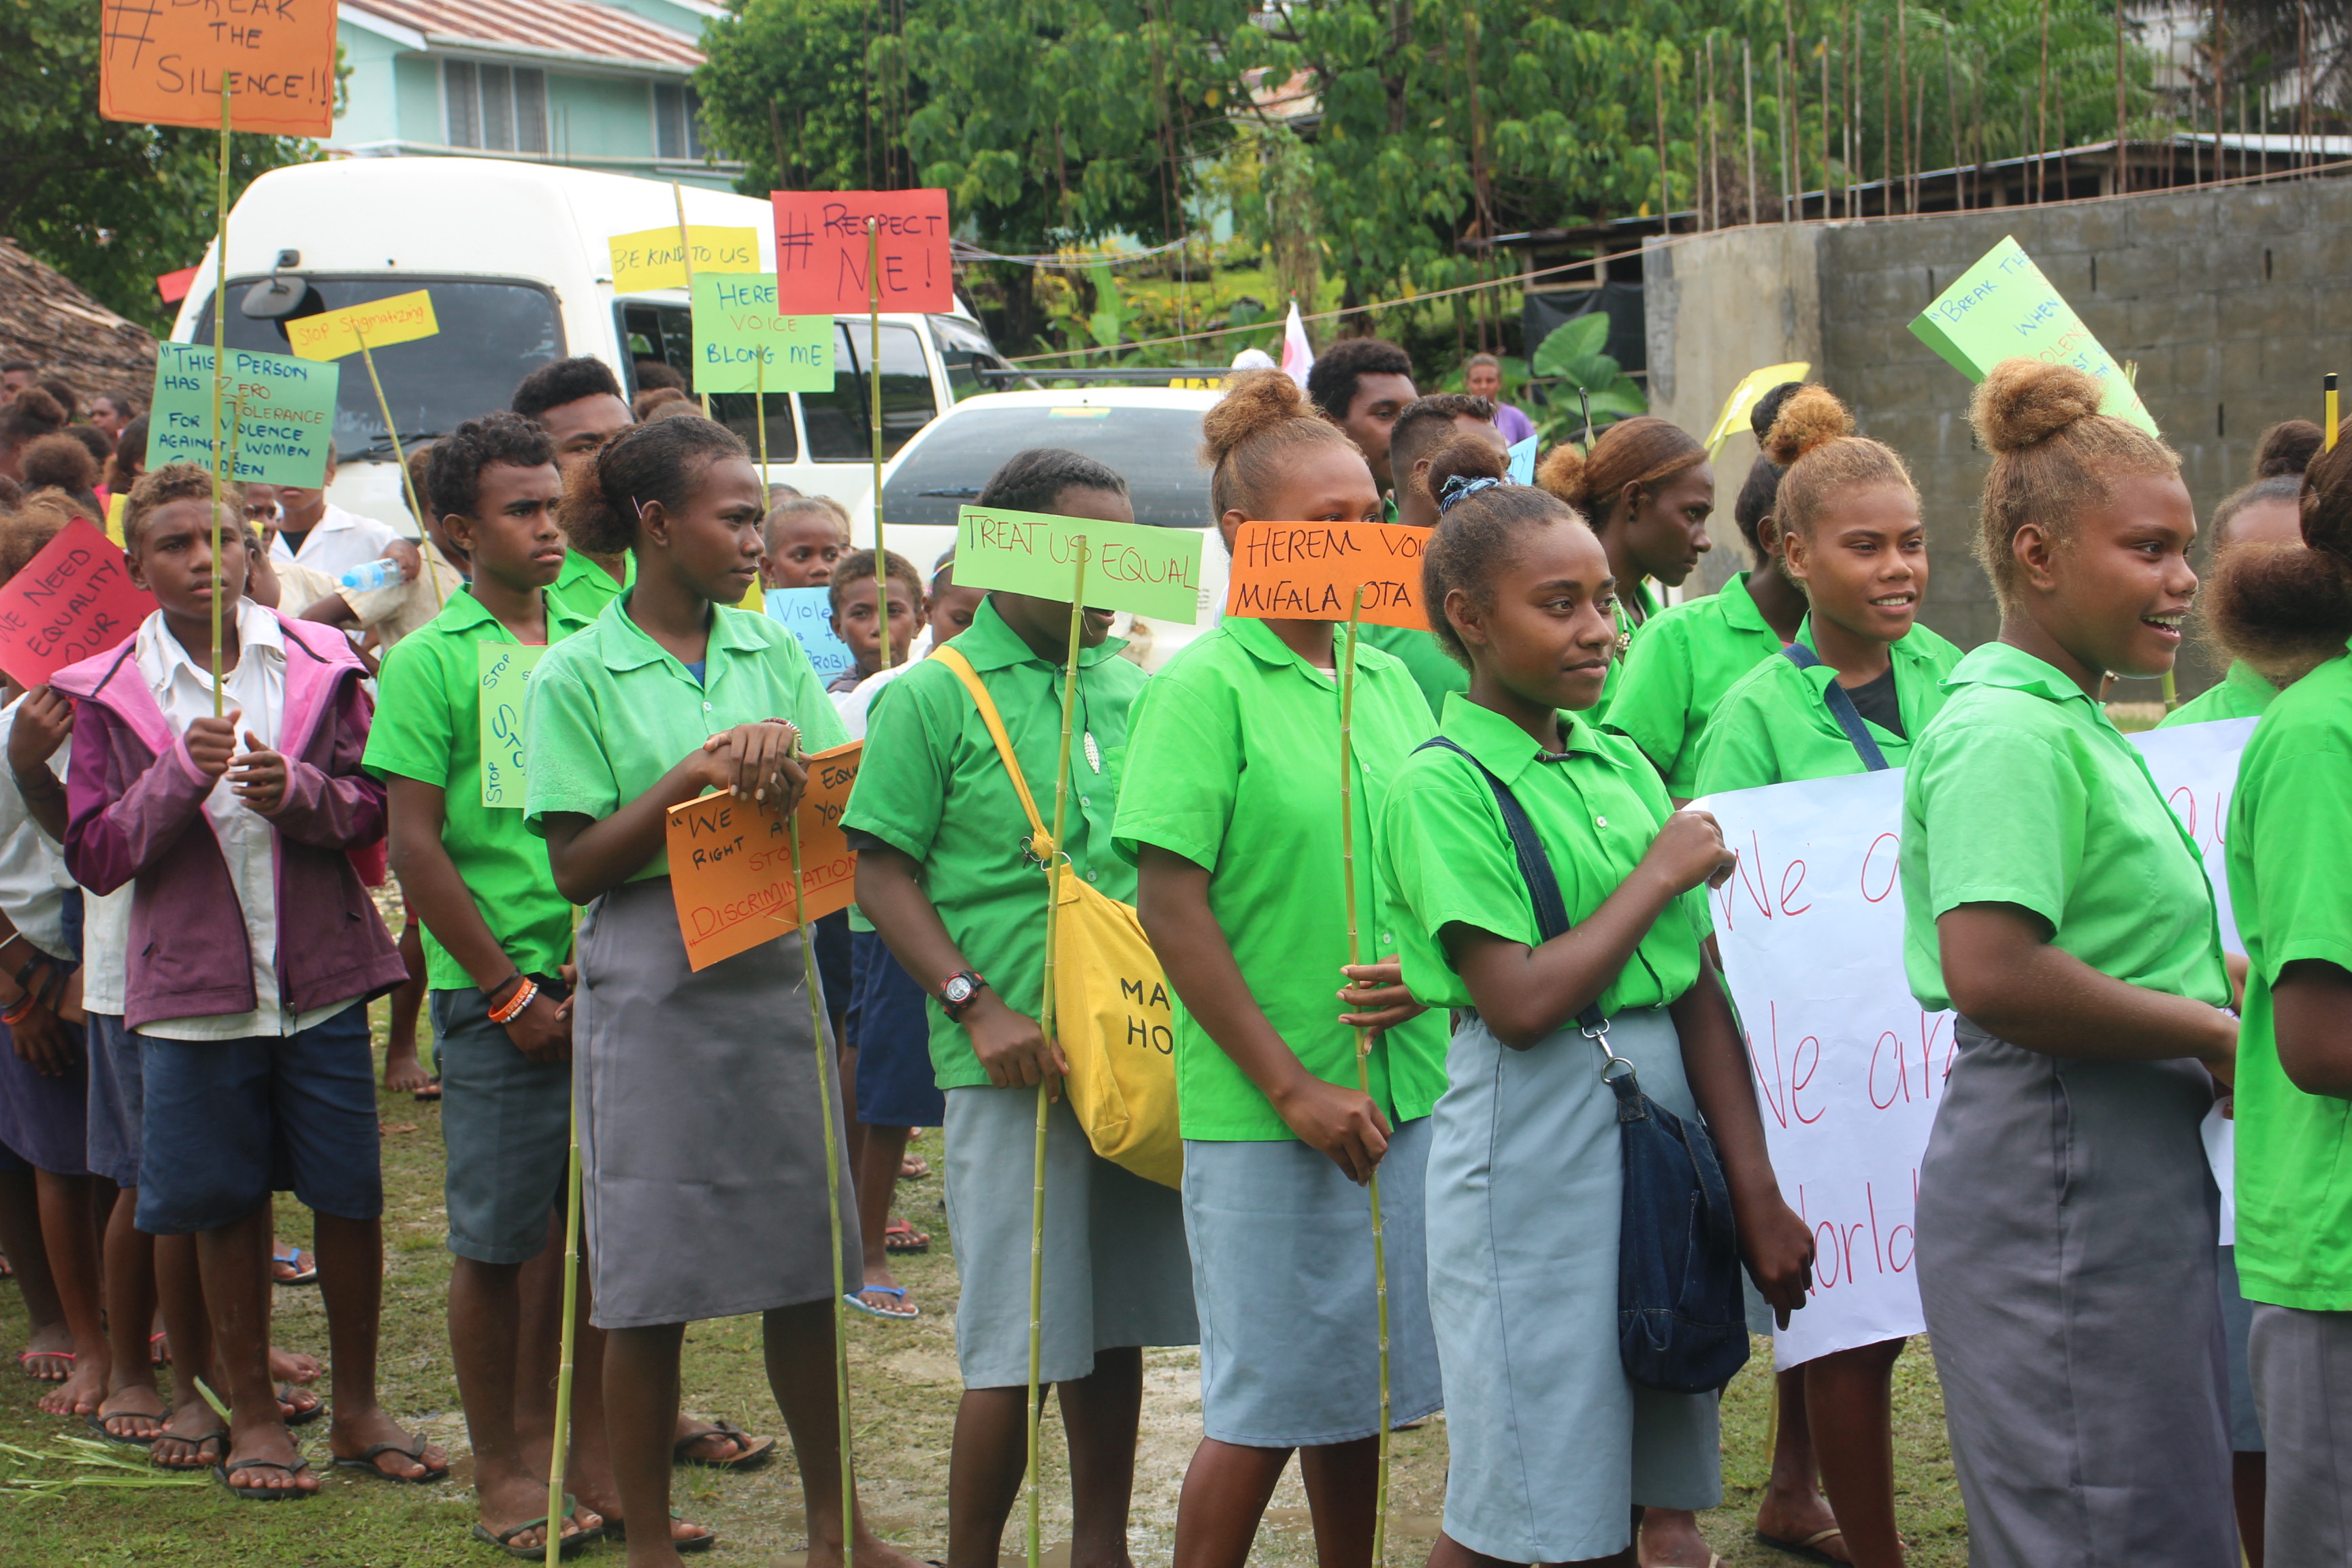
[211, 82, 231, 717]
[542, 1109, 583, 1568]
[674, 180, 711, 419]
[1026, 542, 1090, 1568]
[789, 757, 857, 1568]
[1898, 0, 1911, 212]
[2117, 0, 2129, 193]
[1706, 35, 1720, 230]
[1744, 41, 1757, 223]
[868, 219, 890, 675]
[2328, 374, 2340, 450]
[353, 323, 444, 615]
[1337, 590, 1392, 1568]
[1655, 55, 1671, 226]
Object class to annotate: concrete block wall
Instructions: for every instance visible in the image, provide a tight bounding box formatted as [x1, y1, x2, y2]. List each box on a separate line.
[1644, 179, 2352, 694]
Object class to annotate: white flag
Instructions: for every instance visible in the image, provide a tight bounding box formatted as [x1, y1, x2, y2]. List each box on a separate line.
[1279, 301, 1314, 389]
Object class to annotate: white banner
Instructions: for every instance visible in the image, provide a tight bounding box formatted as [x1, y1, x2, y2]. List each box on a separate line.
[1695, 715, 2253, 1366]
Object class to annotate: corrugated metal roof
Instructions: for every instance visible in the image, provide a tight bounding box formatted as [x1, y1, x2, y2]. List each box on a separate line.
[343, 0, 704, 69]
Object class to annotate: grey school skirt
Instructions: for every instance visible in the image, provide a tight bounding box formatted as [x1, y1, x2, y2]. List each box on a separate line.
[574, 877, 860, 1330]
[1183, 1116, 1443, 1448]
[1916, 1018, 2235, 1568]
[1426, 1007, 1720, 1563]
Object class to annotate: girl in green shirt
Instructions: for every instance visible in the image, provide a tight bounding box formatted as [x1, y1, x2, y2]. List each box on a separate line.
[1689, 387, 1959, 1568]
[1901, 359, 2240, 1567]
[1114, 370, 1448, 1567]
[1533, 416, 1716, 723]
[521, 416, 904, 1568]
[2161, 474, 2308, 729]
[2210, 438, 2352, 1563]
[1384, 435, 1812, 1568]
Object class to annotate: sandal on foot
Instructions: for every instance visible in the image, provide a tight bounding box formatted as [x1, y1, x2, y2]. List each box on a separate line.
[672, 1418, 776, 1471]
[278, 1382, 325, 1426]
[883, 1216, 930, 1254]
[148, 1330, 171, 1367]
[845, 1286, 920, 1321]
[1757, 1528, 1847, 1566]
[607, 1512, 715, 1554]
[898, 1154, 932, 1179]
[214, 1455, 314, 1501]
[88, 1405, 165, 1447]
[472, 1493, 595, 1561]
[16, 1348, 73, 1380]
[151, 1428, 226, 1472]
[272, 1247, 318, 1286]
[413, 1075, 442, 1102]
[332, 1430, 449, 1484]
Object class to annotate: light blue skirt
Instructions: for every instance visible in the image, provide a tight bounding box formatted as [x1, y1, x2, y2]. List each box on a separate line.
[1183, 1116, 1442, 1448]
[1426, 1007, 1722, 1563]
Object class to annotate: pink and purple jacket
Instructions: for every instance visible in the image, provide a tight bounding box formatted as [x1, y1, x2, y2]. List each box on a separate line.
[51, 612, 408, 1032]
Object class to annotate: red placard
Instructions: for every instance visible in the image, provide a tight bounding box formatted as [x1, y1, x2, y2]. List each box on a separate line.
[98, 0, 339, 135]
[0, 519, 154, 689]
[770, 190, 953, 315]
[155, 265, 199, 304]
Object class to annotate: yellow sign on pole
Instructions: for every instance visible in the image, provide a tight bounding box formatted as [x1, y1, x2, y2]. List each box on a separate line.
[1702, 362, 1812, 457]
[606, 226, 761, 294]
[285, 291, 440, 362]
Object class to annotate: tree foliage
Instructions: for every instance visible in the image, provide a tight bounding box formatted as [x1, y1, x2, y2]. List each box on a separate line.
[0, 0, 311, 332]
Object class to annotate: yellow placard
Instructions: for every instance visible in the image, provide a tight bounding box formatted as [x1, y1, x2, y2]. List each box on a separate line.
[607, 226, 762, 294]
[1702, 362, 1812, 457]
[286, 291, 440, 362]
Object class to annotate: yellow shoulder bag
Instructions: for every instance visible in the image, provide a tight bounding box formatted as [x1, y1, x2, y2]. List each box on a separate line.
[930, 647, 1183, 1188]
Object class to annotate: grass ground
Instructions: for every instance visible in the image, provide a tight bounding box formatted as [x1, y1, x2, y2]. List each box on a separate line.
[0, 999, 1970, 1567]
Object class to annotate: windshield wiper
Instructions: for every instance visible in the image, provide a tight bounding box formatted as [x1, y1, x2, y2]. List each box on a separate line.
[916, 486, 983, 499]
[355, 434, 448, 458]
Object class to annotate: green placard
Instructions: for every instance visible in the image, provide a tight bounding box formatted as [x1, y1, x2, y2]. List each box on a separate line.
[150, 342, 342, 487]
[480, 642, 551, 808]
[953, 505, 1205, 623]
[1910, 236, 2157, 435]
[689, 274, 835, 394]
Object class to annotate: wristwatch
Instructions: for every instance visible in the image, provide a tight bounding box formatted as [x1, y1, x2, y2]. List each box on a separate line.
[940, 970, 988, 1021]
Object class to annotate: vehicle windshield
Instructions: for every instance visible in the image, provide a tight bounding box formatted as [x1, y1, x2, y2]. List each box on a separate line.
[882, 404, 1212, 530]
[194, 278, 564, 461]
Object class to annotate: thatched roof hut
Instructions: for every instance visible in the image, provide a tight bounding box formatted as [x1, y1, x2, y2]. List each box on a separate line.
[0, 240, 159, 411]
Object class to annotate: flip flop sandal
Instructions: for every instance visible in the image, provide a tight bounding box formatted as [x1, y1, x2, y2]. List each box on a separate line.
[472, 1492, 596, 1560]
[272, 1247, 320, 1286]
[149, 1330, 171, 1367]
[672, 1418, 777, 1471]
[214, 1455, 314, 1501]
[278, 1383, 325, 1426]
[1757, 1529, 1847, 1566]
[607, 1512, 715, 1554]
[414, 1076, 442, 1102]
[844, 1286, 920, 1321]
[899, 1154, 932, 1179]
[332, 1431, 450, 1485]
[87, 1405, 165, 1447]
[883, 1218, 930, 1254]
[150, 1428, 227, 1473]
[16, 1348, 74, 1379]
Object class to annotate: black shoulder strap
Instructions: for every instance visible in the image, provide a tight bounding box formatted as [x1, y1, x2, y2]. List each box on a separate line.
[1781, 642, 1890, 772]
[1416, 736, 1603, 1031]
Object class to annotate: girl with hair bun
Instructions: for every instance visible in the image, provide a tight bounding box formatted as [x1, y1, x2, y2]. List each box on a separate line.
[1606, 384, 1817, 802]
[2214, 431, 2352, 1565]
[1382, 434, 1812, 1568]
[1900, 359, 2240, 1565]
[522, 414, 908, 1566]
[1687, 387, 1959, 1568]
[1533, 415, 1716, 721]
[2160, 474, 2309, 729]
[1113, 368, 1449, 1568]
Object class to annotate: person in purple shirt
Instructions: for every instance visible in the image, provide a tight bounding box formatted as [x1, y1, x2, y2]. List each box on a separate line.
[1464, 354, 1537, 446]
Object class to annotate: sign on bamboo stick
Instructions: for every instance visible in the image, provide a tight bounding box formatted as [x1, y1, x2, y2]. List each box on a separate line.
[1910, 237, 2157, 435]
[98, 0, 338, 134]
[149, 343, 338, 487]
[771, 191, 953, 314]
[953, 506, 1205, 623]
[1222, 520, 1433, 630]
[664, 741, 863, 971]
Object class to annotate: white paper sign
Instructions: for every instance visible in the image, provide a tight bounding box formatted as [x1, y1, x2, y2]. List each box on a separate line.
[1695, 715, 2253, 1367]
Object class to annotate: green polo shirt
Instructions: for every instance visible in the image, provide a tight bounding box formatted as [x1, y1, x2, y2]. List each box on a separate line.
[2158, 659, 2276, 728]
[841, 600, 1147, 1090]
[1356, 623, 1469, 718]
[363, 587, 597, 990]
[546, 549, 634, 619]
[1606, 572, 1791, 796]
[1111, 617, 1450, 1141]
[1590, 579, 1663, 724]
[2225, 651, 2352, 1310]
[1900, 642, 2230, 1014]
[521, 593, 847, 880]
[1379, 692, 1710, 1016]
[1692, 618, 1963, 795]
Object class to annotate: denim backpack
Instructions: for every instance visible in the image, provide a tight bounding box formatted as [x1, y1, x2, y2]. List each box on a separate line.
[1417, 737, 1752, 1394]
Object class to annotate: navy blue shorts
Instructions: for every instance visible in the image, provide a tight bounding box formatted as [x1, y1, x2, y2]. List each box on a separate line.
[814, 910, 853, 1020]
[847, 929, 944, 1129]
[134, 1006, 384, 1235]
[85, 1014, 142, 1190]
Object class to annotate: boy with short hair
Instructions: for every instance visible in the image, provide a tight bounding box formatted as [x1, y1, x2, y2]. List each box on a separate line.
[363, 413, 606, 1552]
[828, 548, 922, 695]
[761, 497, 851, 590]
[512, 358, 636, 615]
[53, 463, 435, 1500]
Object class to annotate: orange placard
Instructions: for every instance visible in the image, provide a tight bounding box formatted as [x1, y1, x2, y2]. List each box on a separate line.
[1222, 520, 1435, 630]
[664, 741, 862, 973]
[99, 0, 339, 135]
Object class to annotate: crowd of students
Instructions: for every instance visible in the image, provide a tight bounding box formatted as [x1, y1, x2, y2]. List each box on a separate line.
[0, 329, 2343, 1568]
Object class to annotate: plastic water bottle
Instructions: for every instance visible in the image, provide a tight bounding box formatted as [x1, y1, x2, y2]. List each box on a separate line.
[339, 557, 402, 592]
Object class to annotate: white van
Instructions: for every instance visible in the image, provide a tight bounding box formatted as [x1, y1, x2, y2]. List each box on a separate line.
[169, 157, 1015, 536]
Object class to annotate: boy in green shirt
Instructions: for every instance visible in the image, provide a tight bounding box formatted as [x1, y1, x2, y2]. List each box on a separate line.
[362, 413, 607, 1555]
[511, 357, 635, 617]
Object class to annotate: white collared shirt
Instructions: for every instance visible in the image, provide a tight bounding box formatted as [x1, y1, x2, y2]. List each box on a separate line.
[270, 502, 400, 583]
[0, 698, 76, 962]
[131, 602, 353, 1040]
